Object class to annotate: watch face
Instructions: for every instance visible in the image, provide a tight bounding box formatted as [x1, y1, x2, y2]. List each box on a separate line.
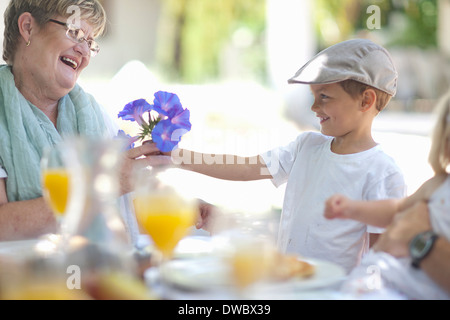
[413, 238, 427, 253]
[410, 231, 435, 259]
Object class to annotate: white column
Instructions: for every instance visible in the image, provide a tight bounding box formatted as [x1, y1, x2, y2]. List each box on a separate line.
[266, 0, 317, 128]
[438, 0, 450, 57]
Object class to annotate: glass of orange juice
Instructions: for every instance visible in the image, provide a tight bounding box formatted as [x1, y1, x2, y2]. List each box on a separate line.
[133, 167, 197, 265]
[218, 211, 278, 298]
[41, 144, 71, 236]
[229, 236, 275, 291]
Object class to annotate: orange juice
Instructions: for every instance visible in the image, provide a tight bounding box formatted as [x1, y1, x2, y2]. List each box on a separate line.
[231, 249, 266, 288]
[134, 194, 195, 257]
[2, 281, 89, 300]
[230, 240, 275, 289]
[42, 169, 70, 216]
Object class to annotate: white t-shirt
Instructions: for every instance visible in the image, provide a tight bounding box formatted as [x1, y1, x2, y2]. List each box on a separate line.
[261, 132, 406, 272]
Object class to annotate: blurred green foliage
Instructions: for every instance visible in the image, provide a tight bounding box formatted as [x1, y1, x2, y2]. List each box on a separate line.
[315, 0, 438, 49]
[156, 0, 266, 83]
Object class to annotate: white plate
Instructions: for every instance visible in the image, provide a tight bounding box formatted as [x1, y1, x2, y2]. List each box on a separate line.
[173, 236, 214, 259]
[146, 256, 346, 293]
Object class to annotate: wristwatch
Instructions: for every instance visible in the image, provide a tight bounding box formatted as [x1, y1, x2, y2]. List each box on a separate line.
[409, 230, 439, 269]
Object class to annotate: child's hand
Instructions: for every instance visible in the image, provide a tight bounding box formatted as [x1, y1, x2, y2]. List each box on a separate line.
[324, 194, 353, 220]
[140, 141, 174, 167]
[196, 200, 215, 231]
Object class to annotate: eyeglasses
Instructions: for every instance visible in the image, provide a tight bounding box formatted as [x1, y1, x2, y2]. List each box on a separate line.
[49, 19, 100, 57]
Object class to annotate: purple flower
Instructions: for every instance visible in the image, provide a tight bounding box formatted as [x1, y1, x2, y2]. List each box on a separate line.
[151, 120, 178, 152]
[153, 91, 183, 118]
[118, 99, 152, 126]
[118, 91, 192, 151]
[151, 120, 189, 152]
[170, 108, 192, 131]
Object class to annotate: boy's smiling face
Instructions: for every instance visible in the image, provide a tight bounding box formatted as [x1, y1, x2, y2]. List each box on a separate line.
[309, 83, 366, 138]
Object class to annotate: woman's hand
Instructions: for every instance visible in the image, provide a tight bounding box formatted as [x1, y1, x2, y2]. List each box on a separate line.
[119, 143, 163, 195]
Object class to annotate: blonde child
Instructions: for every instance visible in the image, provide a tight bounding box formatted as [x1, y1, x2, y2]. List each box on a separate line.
[325, 91, 450, 298]
[153, 39, 406, 273]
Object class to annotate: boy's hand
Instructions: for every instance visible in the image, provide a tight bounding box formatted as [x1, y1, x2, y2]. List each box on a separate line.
[196, 200, 215, 231]
[324, 194, 353, 220]
[141, 141, 174, 167]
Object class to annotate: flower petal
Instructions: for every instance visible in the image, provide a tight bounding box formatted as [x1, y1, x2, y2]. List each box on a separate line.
[116, 130, 138, 150]
[153, 91, 182, 118]
[118, 99, 152, 125]
[152, 120, 183, 152]
[170, 108, 192, 131]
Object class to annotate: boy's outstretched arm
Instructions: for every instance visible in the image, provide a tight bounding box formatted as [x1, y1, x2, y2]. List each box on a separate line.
[324, 174, 447, 228]
[171, 148, 272, 181]
[324, 195, 403, 228]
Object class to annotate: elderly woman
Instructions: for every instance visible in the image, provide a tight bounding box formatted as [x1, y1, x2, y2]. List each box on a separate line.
[0, 0, 155, 241]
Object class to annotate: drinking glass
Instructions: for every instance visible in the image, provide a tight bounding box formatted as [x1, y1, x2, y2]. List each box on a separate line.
[41, 144, 71, 233]
[223, 211, 278, 297]
[40, 140, 86, 251]
[133, 167, 197, 274]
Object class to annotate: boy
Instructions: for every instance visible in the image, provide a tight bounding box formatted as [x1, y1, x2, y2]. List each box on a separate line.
[155, 39, 406, 272]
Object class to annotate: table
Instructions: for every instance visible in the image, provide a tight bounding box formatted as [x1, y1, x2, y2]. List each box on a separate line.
[0, 236, 407, 300]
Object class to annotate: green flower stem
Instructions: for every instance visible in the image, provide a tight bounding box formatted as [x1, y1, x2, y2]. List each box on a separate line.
[138, 113, 161, 141]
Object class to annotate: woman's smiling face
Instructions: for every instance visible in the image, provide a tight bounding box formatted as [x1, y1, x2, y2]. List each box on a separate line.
[24, 16, 93, 96]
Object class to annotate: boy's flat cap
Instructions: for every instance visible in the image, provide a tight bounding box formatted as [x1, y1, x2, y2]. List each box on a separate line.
[288, 39, 398, 96]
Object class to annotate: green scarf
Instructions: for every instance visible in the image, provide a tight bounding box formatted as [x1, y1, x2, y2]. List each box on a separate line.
[0, 65, 107, 202]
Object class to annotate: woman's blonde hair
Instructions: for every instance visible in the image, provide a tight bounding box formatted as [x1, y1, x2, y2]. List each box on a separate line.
[429, 90, 450, 175]
[3, 0, 106, 64]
